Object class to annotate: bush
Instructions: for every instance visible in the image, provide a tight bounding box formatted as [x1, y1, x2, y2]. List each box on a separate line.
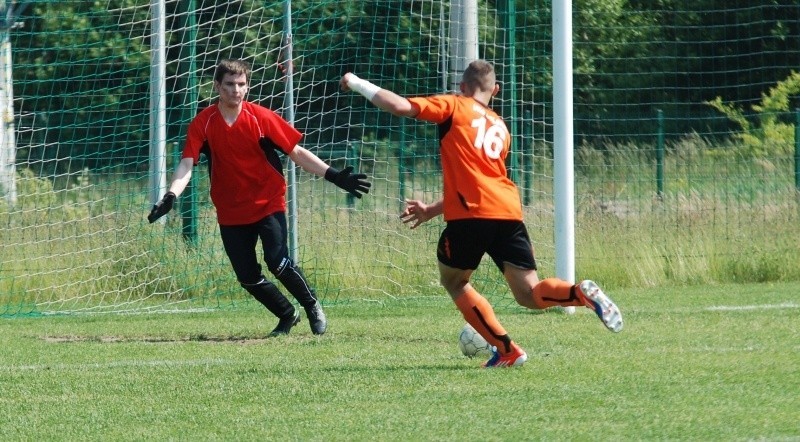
[706, 71, 800, 157]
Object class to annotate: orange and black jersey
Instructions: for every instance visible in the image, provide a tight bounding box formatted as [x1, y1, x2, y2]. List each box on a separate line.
[408, 94, 522, 222]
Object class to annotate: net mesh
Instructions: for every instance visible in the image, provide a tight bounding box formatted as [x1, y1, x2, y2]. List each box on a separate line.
[1, 0, 799, 316]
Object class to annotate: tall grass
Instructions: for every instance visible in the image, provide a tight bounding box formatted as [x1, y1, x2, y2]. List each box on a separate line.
[1, 137, 799, 314]
[570, 137, 800, 289]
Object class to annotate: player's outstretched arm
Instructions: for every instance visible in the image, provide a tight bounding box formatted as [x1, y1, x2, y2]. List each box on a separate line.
[147, 157, 194, 223]
[324, 166, 371, 198]
[399, 199, 443, 229]
[147, 192, 176, 223]
[340, 73, 419, 118]
[290, 145, 371, 198]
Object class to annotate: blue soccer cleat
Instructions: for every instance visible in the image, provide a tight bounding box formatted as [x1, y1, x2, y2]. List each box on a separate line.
[482, 344, 528, 368]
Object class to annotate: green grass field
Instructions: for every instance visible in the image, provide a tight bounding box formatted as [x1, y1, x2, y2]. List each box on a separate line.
[1, 282, 797, 441]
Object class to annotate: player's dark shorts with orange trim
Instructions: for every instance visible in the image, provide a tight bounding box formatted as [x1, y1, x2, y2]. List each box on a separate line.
[436, 219, 537, 272]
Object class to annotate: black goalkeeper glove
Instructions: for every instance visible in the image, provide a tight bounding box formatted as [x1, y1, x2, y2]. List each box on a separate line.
[147, 191, 176, 223]
[324, 166, 371, 199]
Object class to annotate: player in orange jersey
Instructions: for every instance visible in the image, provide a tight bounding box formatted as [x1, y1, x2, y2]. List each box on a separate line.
[341, 60, 622, 368]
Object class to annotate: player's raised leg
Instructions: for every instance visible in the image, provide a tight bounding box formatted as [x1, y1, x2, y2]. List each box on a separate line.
[511, 273, 623, 332]
[530, 278, 586, 308]
[577, 280, 623, 332]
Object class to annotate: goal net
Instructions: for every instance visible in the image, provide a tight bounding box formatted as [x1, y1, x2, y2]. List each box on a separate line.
[0, 0, 554, 316]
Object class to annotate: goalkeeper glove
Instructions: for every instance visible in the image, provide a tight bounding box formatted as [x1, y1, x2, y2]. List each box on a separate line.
[324, 166, 371, 199]
[147, 191, 176, 223]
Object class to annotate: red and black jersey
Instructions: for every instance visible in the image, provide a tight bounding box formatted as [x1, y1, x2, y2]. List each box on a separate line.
[408, 94, 522, 222]
[182, 101, 302, 226]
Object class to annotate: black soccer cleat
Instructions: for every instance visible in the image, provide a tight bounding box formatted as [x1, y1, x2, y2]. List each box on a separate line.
[269, 309, 301, 337]
[305, 302, 327, 335]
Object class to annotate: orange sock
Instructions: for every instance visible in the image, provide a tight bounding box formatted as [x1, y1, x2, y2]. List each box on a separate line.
[454, 288, 515, 354]
[531, 278, 585, 309]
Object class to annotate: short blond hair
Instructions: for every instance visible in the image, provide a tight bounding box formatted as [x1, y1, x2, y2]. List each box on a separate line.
[461, 60, 496, 94]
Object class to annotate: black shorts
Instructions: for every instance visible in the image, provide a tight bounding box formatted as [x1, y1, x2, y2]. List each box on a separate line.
[436, 219, 537, 272]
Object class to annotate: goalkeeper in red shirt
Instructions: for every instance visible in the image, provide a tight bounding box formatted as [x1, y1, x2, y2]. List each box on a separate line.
[340, 60, 621, 368]
[149, 59, 370, 336]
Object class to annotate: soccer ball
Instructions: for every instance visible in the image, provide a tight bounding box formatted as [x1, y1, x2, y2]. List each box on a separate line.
[458, 323, 493, 358]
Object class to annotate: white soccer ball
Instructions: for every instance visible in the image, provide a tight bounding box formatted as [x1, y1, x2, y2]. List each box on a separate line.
[458, 323, 493, 358]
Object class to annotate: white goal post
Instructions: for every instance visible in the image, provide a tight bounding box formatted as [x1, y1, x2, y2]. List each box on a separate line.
[1, 0, 568, 316]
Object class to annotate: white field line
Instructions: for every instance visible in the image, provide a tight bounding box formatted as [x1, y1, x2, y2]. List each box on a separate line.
[40, 307, 218, 316]
[0, 358, 234, 372]
[705, 302, 800, 311]
[643, 344, 800, 353]
[4, 303, 796, 372]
